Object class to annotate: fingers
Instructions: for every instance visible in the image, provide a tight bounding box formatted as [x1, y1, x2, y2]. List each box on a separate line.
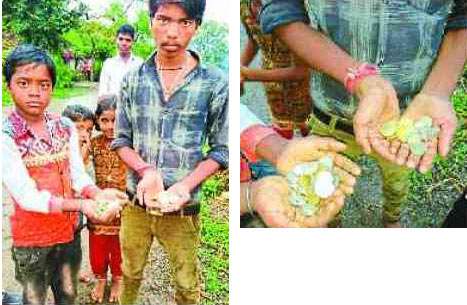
[333, 167, 356, 191]
[395, 143, 410, 166]
[353, 97, 376, 154]
[405, 152, 421, 170]
[310, 136, 347, 153]
[390, 140, 401, 155]
[368, 128, 395, 162]
[277, 149, 326, 174]
[435, 118, 456, 157]
[136, 184, 144, 207]
[418, 138, 438, 173]
[318, 192, 345, 227]
[332, 153, 361, 176]
[354, 120, 371, 154]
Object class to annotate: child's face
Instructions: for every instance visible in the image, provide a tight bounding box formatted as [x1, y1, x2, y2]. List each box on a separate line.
[97, 110, 116, 139]
[8, 63, 53, 120]
[75, 119, 94, 146]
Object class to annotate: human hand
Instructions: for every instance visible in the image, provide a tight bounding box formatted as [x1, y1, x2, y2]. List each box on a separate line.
[275, 136, 362, 181]
[96, 199, 125, 223]
[251, 176, 347, 228]
[80, 199, 99, 223]
[156, 183, 191, 213]
[79, 133, 91, 162]
[94, 188, 128, 202]
[136, 168, 164, 208]
[353, 75, 400, 155]
[381, 93, 457, 173]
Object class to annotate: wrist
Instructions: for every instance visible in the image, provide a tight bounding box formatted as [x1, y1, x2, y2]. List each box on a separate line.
[345, 63, 379, 94]
[136, 164, 157, 178]
[240, 66, 249, 81]
[81, 185, 100, 199]
[418, 91, 450, 101]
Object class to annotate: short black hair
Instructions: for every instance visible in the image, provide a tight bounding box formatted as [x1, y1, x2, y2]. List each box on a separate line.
[62, 104, 95, 123]
[3, 44, 56, 88]
[117, 24, 136, 40]
[95, 95, 117, 131]
[149, 0, 206, 25]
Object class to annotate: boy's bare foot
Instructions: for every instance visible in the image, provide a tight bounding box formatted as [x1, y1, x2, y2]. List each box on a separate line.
[90, 279, 106, 303]
[109, 277, 122, 303]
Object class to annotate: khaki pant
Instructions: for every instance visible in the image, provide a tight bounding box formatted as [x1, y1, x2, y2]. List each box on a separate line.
[309, 114, 411, 223]
[119, 205, 201, 305]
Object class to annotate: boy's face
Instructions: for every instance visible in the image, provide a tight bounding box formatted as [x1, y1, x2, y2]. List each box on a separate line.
[116, 33, 134, 56]
[97, 110, 116, 139]
[151, 4, 198, 58]
[75, 119, 94, 146]
[8, 63, 53, 120]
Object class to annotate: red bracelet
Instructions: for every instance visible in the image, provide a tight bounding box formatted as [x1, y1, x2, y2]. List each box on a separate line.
[344, 63, 379, 94]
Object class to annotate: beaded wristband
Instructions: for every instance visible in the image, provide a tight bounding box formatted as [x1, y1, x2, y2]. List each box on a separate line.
[344, 63, 379, 94]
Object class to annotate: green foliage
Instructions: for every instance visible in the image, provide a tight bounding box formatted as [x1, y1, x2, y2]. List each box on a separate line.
[2, 0, 86, 52]
[191, 21, 229, 71]
[63, 20, 115, 61]
[199, 173, 229, 305]
[53, 54, 75, 89]
[132, 10, 154, 59]
[2, 82, 13, 106]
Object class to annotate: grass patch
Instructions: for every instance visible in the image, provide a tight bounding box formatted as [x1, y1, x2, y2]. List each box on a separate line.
[199, 171, 229, 305]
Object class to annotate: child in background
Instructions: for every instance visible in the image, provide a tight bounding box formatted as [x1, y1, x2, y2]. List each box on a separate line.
[240, 0, 312, 139]
[62, 104, 96, 284]
[89, 95, 127, 303]
[62, 104, 95, 179]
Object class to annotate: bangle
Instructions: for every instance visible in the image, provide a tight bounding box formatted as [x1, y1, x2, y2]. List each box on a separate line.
[246, 180, 255, 215]
[344, 63, 379, 94]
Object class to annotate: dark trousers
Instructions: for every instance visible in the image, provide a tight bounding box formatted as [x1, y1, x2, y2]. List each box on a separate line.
[443, 191, 467, 228]
[12, 234, 82, 305]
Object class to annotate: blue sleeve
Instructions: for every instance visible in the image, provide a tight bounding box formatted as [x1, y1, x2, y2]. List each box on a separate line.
[259, 0, 309, 34]
[111, 74, 134, 150]
[446, 0, 467, 31]
[206, 74, 229, 169]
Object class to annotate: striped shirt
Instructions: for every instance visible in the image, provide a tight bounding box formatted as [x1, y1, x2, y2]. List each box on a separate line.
[260, 0, 467, 124]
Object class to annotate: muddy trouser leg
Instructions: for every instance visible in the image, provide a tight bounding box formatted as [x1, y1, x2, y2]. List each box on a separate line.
[154, 215, 201, 305]
[49, 234, 82, 305]
[119, 205, 153, 305]
[374, 155, 411, 223]
[12, 246, 50, 305]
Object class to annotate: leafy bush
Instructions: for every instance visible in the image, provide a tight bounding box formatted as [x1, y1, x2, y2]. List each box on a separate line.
[53, 54, 75, 88]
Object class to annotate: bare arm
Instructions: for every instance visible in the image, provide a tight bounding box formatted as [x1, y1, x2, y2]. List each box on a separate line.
[421, 29, 467, 98]
[177, 159, 221, 192]
[241, 38, 258, 66]
[115, 146, 148, 172]
[241, 65, 309, 82]
[274, 22, 359, 85]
